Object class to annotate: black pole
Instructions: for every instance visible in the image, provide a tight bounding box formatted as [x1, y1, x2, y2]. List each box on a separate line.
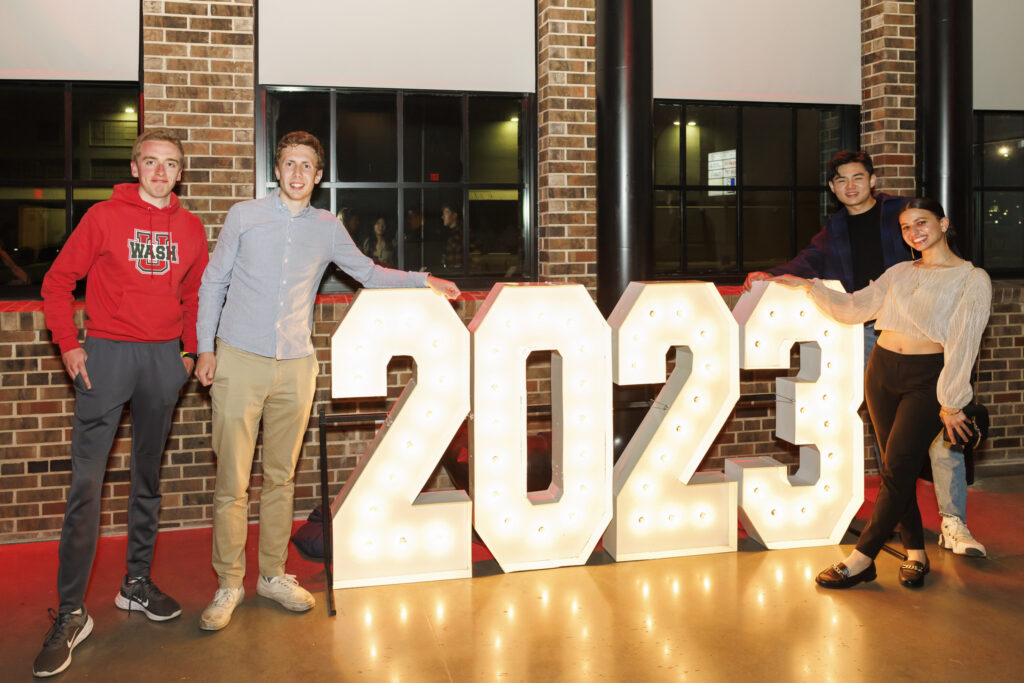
[918, 0, 973, 256]
[596, 0, 654, 459]
[596, 0, 654, 317]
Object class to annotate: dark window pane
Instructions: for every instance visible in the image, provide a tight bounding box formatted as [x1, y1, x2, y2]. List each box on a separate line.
[403, 189, 462, 273]
[685, 190, 735, 271]
[469, 98, 521, 184]
[653, 189, 681, 274]
[654, 104, 682, 186]
[319, 189, 399, 292]
[404, 96, 461, 182]
[796, 190, 829, 249]
[980, 191, 1024, 270]
[267, 91, 331, 179]
[797, 108, 842, 186]
[684, 105, 736, 186]
[72, 85, 138, 182]
[742, 107, 792, 185]
[0, 85, 65, 181]
[468, 190, 522, 276]
[742, 190, 792, 270]
[337, 93, 396, 182]
[0, 189, 66, 289]
[980, 113, 1024, 187]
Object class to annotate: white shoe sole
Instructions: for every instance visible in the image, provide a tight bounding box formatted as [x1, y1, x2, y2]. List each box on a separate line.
[256, 584, 315, 612]
[114, 592, 182, 621]
[33, 615, 93, 678]
[938, 532, 987, 557]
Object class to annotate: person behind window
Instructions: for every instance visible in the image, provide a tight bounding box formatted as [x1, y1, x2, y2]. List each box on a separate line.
[744, 150, 987, 558]
[194, 131, 461, 632]
[774, 198, 991, 590]
[440, 202, 463, 270]
[360, 216, 396, 266]
[34, 129, 208, 678]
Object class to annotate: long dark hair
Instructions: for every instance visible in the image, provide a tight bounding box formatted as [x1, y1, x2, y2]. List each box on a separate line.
[900, 197, 959, 251]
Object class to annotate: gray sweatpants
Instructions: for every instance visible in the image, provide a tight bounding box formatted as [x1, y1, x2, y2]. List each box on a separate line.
[57, 337, 188, 613]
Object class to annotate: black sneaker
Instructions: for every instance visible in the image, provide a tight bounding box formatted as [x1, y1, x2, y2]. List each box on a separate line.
[114, 575, 182, 621]
[33, 606, 94, 678]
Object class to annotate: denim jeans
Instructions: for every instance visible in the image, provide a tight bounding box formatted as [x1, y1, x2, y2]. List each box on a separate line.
[928, 432, 968, 520]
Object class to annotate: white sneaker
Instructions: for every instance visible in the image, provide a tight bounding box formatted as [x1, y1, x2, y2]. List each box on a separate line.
[256, 574, 315, 612]
[199, 586, 245, 631]
[938, 516, 987, 557]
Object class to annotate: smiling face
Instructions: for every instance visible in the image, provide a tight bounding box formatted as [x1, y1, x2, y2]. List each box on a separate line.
[828, 162, 877, 214]
[131, 140, 183, 208]
[900, 207, 949, 253]
[373, 218, 386, 237]
[274, 144, 323, 212]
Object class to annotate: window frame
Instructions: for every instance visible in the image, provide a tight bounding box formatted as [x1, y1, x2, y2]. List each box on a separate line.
[256, 86, 537, 292]
[0, 79, 140, 300]
[651, 99, 859, 283]
[973, 109, 1024, 277]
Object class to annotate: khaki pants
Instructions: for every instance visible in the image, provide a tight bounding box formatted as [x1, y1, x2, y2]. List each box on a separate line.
[210, 342, 318, 588]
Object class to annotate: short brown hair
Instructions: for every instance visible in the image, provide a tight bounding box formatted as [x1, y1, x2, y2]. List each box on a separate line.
[275, 131, 325, 170]
[132, 129, 186, 165]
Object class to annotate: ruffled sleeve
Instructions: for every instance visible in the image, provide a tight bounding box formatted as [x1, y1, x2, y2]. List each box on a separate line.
[808, 267, 892, 325]
[937, 267, 992, 409]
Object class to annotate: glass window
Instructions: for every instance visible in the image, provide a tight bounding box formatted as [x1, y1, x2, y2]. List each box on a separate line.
[974, 112, 1024, 273]
[262, 88, 532, 291]
[654, 100, 855, 280]
[266, 90, 331, 179]
[0, 82, 138, 297]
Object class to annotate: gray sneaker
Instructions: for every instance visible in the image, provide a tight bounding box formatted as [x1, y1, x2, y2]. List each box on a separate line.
[939, 516, 987, 557]
[200, 586, 245, 631]
[256, 574, 315, 612]
[115, 575, 182, 621]
[33, 606, 94, 678]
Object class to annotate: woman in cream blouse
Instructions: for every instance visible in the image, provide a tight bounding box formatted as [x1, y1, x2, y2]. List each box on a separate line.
[775, 197, 991, 589]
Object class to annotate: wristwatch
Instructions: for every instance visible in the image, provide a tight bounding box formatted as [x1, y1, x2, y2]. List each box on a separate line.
[181, 351, 199, 362]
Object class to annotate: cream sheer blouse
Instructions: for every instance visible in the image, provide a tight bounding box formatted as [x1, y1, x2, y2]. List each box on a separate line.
[808, 260, 991, 409]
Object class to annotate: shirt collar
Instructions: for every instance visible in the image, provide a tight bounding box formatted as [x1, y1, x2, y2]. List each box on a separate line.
[270, 188, 315, 218]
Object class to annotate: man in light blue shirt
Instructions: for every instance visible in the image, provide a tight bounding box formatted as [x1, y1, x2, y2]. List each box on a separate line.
[194, 131, 459, 631]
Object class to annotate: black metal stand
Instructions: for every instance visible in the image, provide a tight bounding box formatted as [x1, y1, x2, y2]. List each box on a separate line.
[316, 406, 387, 617]
[844, 524, 907, 561]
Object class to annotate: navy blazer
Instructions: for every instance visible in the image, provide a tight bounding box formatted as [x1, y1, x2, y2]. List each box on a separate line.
[767, 193, 912, 292]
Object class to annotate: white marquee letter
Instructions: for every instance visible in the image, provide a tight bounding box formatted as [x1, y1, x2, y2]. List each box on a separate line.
[603, 282, 738, 560]
[329, 288, 471, 588]
[728, 281, 864, 548]
[470, 284, 613, 572]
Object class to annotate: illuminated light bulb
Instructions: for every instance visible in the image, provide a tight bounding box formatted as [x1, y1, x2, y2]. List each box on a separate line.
[704, 363, 712, 372]
[668, 513, 676, 523]
[567, 511, 576, 520]
[504, 319, 512, 328]
[659, 453, 668, 463]
[578, 450, 587, 460]
[566, 317, 575, 327]
[824, 484, 831, 493]
[537, 526, 545, 534]
[799, 407, 806, 414]
[631, 361, 638, 369]
[503, 517, 510, 525]
[353, 374, 363, 383]
[491, 455, 499, 463]
[801, 507, 807, 514]
[753, 487, 760, 495]
[399, 536, 407, 544]
[799, 309, 806, 317]
[490, 383, 498, 391]
[579, 484, 587, 493]
[355, 344, 364, 352]
[823, 329, 830, 337]
[437, 375, 446, 384]
[770, 508, 777, 516]
[769, 310, 775, 318]
[642, 483, 650, 492]
[826, 361, 833, 369]
[492, 489, 500, 497]
[388, 473, 396, 481]
[638, 516, 645, 525]
[425, 409, 432, 418]
[632, 333, 640, 342]
[432, 338, 440, 348]
[492, 346, 500, 354]
[823, 420, 830, 428]
[368, 505, 377, 514]
[405, 440, 414, 449]
[373, 318, 382, 327]
[699, 329, 707, 337]
[822, 394, 828, 401]
[649, 309, 656, 318]
[692, 395, 700, 403]
[579, 379, 587, 389]
[699, 511, 707, 520]
[754, 340, 761, 347]
[827, 451, 834, 460]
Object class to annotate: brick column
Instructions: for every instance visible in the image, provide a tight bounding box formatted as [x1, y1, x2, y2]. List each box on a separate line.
[536, 0, 598, 294]
[860, 0, 916, 194]
[141, 0, 256, 238]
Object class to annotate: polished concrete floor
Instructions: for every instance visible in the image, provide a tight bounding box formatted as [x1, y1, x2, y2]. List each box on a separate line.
[3, 476, 1024, 682]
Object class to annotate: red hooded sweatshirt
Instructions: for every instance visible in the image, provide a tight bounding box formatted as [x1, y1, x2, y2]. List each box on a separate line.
[42, 183, 209, 354]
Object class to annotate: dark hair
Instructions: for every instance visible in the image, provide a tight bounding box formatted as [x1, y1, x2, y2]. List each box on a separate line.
[275, 131, 325, 170]
[827, 150, 875, 180]
[900, 197, 958, 246]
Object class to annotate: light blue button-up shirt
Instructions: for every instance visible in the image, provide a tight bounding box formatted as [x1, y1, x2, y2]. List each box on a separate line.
[197, 190, 429, 359]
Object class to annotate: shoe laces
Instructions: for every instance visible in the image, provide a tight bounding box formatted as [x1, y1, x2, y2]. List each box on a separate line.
[211, 587, 240, 608]
[267, 573, 299, 588]
[42, 608, 74, 647]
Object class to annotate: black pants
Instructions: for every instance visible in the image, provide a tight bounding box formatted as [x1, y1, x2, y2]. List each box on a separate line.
[57, 337, 188, 613]
[856, 345, 945, 559]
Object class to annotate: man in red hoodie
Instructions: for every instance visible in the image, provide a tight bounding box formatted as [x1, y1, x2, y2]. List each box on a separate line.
[34, 129, 209, 678]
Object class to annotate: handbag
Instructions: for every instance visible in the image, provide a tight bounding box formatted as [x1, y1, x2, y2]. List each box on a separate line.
[943, 402, 989, 455]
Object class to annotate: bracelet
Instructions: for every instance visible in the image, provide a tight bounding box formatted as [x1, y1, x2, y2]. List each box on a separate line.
[939, 407, 962, 417]
[181, 351, 198, 362]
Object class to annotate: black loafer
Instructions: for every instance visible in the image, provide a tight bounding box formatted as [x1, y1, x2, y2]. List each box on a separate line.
[898, 560, 930, 588]
[815, 561, 877, 589]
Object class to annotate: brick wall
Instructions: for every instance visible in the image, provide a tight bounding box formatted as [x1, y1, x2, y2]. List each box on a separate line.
[861, 0, 916, 193]
[536, 0, 598, 293]
[5, 282, 1024, 543]
[142, 0, 256, 238]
